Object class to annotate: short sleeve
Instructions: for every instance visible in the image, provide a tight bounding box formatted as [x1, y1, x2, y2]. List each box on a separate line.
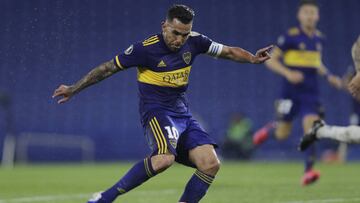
[191, 32, 224, 57]
[277, 34, 291, 52]
[114, 42, 147, 69]
[195, 34, 213, 54]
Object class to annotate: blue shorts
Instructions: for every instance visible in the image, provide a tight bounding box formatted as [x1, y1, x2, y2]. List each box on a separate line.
[275, 98, 323, 122]
[142, 109, 217, 167]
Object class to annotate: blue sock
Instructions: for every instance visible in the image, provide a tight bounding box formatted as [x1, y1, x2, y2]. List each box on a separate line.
[100, 157, 156, 203]
[304, 144, 316, 172]
[179, 170, 215, 203]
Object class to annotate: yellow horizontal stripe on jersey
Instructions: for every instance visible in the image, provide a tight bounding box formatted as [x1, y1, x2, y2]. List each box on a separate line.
[283, 50, 321, 68]
[137, 66, 191, 88]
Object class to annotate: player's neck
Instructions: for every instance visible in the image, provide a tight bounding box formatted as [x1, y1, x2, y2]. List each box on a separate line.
[300, 25, 316, 37]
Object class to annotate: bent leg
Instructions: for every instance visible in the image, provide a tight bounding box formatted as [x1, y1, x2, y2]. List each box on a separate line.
[274, 121, 292, 140]
[100, 153, 175, 202]
[179, 144, 220, 203]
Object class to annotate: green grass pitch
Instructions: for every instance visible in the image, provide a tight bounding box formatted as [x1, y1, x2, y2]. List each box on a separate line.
[1, 162, 359, 203]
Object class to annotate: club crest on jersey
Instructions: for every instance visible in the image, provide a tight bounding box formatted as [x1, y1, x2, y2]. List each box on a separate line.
[183, 52, 192, 64]
[299, 42, 306, 50]
[124, 45, 134, 55]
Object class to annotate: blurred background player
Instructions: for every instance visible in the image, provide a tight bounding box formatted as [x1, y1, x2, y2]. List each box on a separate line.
[299, 35, 360, 151]
[52, 4, 272, 203]
[252, 0, 343, 186]
[348, 35, 360, 100]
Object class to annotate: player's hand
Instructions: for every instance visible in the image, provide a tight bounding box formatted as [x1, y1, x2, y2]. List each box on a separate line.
[348, 72, 360, 101]
[253, 45, 273, 64]
[285, 70, 304, 84]
[52, 85, 75, 104]
[327, 74, 343, 89]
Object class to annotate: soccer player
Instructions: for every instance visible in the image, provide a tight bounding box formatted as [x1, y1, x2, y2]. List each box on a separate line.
[52, 5, 272, 203]
[299, 35, 360, 151]
[251, 0, 342, 186]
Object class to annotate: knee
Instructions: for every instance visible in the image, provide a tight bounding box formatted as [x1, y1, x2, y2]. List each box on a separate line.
[197, 157, 221, 175]
[151, 154, 175, 173]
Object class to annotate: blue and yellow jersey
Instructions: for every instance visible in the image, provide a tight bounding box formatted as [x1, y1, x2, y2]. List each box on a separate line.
[114, 32, 222, 114]
[277, 26, 324, 101]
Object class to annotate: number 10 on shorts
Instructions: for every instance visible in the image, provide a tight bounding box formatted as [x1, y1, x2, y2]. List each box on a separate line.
[165, 126, 179, 140]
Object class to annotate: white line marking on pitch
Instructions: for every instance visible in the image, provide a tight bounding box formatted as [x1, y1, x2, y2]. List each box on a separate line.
[0, 189, 178, 203]
[279, 197, 360, 203]
[0, 194, 89, 203]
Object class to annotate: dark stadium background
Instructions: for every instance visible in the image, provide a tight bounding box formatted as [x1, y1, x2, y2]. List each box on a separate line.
[0, 0, 359, 162]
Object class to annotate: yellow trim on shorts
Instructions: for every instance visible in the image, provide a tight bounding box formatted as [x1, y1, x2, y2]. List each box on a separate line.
[149, 118, 168, 154]
[153, 117, 168, 154]
[149, 119, 163, 154]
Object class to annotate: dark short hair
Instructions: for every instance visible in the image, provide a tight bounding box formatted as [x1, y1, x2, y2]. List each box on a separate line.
[298, 0, 319, 8]
[167, 4, 195, 24]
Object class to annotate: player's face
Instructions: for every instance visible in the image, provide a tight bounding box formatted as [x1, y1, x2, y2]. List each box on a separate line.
[162, 18, 192, 52]
[297, 5, 319, 30]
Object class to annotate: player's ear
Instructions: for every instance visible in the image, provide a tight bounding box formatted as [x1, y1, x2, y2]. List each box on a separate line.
[161, 21, 166, 31]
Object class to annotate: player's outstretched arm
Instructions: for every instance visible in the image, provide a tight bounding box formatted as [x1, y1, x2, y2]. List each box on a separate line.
[218, 45, 273, 64]
[52, 59, 121, 104]
[263, 47, 304, 84]
[318, 64, 343, 89]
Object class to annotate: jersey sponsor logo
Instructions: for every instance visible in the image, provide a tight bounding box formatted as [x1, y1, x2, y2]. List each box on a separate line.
[299, 42, 306, 50]
[162, 69, 190, 85]
[183, 52, 192, 64]
[137, 66, 191, 87]
[124, 45, 134, 55]
[157, 60, 167, 67]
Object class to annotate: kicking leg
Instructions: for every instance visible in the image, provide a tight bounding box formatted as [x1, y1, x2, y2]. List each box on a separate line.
[91, 153, 174, 203]
[89, 113, 179, 203]
[179, 144, 220, 203]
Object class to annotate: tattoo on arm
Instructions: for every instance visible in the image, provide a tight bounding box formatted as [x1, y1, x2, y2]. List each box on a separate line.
[71, 60, 121, 95]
